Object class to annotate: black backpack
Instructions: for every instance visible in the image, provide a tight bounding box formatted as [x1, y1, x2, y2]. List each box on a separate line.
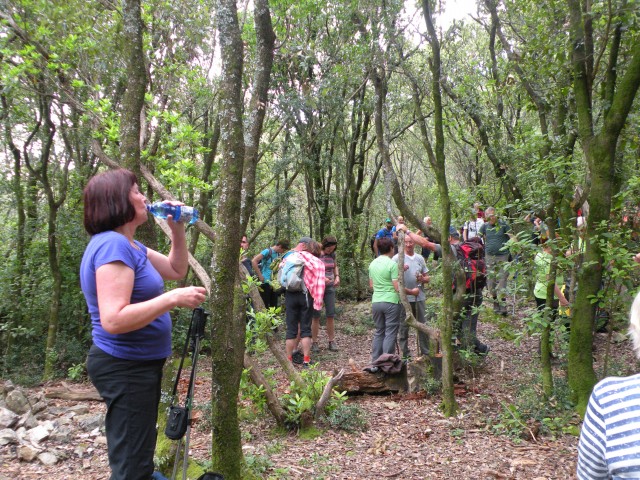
[452, 238, 487, 292]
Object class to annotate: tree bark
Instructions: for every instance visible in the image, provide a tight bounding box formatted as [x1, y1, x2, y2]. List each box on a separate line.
[119, 0, 146, 169]
[209, 0, 247, 477]
[240, 0, 276, 232]
[567, 0, 640, 415]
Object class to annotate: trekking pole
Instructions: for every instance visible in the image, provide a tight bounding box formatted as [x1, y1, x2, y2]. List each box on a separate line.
[181, 307, 207, 480]
[166, 307, 209, 480]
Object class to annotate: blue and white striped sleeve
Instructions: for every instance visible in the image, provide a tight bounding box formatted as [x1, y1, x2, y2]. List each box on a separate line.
[577, 389, 608, 479]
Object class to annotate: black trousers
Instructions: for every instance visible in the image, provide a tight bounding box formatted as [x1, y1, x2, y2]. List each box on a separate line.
[259, 282, 278, 309]
[87, 344, 165, 480]
[460, 290, 484, 348]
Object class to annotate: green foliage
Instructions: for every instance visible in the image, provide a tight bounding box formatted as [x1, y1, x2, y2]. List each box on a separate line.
[281, 365, 346, 430]
[298, 452, 338, 477]
[67, 362, 86, 381]
[422, 375, 442, 396]
[238, 367, 274, 419]
[489, 378, 578, 441]
[338, 310, 373, 336]
[242, 453, 273, 478]
[324, 403, 368, 432]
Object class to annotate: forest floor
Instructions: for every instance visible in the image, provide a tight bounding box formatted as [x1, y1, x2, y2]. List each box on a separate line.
[2, 295, 637, 480]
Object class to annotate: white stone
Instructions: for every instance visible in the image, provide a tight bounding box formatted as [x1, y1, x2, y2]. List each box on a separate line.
[27, 425, 50, 444]
[37, 451, 58, 466]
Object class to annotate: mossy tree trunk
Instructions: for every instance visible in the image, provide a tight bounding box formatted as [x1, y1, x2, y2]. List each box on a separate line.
[208, 0, 247, 477]
[566, 0, 640, 414]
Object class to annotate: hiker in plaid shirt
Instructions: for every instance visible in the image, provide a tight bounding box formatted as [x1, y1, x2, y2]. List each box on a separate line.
[282, 238, 326, 367]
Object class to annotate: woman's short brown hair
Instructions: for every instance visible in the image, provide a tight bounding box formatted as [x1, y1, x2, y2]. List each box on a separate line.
[83, 169, 138, 235]
[322, 235, 338, 250]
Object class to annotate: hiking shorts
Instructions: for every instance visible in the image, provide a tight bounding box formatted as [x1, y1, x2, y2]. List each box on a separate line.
[285, 290, 313, 339]
[313, 285, 335, 318]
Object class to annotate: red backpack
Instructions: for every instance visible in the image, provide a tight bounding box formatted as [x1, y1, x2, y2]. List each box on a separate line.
[452, 238, 487, 292]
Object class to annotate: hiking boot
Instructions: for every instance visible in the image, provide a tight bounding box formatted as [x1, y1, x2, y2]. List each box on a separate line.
[474, 343, 491, 355]
[291, 350, 304, 365]
[302, 361, 311, 369]
[311, 343, 320, 353]
[328, 341, 339, 352]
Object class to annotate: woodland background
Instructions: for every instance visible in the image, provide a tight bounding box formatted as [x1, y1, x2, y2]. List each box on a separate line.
[1, 0, 639, 478]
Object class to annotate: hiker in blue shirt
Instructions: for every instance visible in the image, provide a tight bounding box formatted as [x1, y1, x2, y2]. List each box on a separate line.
[373, 218, 394, 257]
[251, 239, 290, 309]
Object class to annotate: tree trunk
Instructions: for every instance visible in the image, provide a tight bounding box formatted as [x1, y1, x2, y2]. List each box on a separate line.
[209, 0, 246, 477]
[239, 0, 276, 232]
[566, 0, 640, 414]
[420, 0, 457, 417]
[119, 0, 146, 169]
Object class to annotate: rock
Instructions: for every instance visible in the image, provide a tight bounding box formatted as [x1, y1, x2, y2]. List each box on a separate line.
[37, 451, 58, 466]
[27, 424, 50, 444]
[0, 380, 15, 398]
[0, 407, 18, 429]
[0, 428, 19, 446]
[50, 425, 74, 443]
[67, 405, 90, 415]
[5, 389, 30, 414]
[31, 400, 48, 414]
[74, 444, 88, 457]
[18, 444, 40, 462]
[17, 411, 38, 429]
[94, 435, 107, 445]
[75, 413, 104, 431]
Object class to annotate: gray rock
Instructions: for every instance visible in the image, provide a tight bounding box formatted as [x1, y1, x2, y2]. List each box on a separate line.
[0, 380, 15, 398]
[75, 413, 104, 431]
[50, 424, 74, 443]
[37, 451, 58, 465]
[17, 411, 38, 429]
[17, 444, 40, 462]
[0, 428, 18, 446]
[0, 407, 18, 429]
[31, 400, 48, 414]
[27, 424, 50, 444]
[5, 389, 30, 414]
[67, 404, 90, 415]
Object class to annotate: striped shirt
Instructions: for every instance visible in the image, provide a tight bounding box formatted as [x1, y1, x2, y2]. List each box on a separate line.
[319, 252, 336, 282]
[577, 373, 640, 479]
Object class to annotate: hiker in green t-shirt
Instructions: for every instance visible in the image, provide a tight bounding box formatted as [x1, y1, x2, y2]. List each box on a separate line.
[479, 207, 513, 315]
[368, 237, 401, 364]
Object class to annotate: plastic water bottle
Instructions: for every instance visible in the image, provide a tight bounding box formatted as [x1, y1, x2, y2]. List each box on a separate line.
[146, 202, 199, 225]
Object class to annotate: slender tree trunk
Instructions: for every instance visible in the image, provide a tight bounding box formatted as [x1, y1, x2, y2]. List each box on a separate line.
[119, 0, 146, 169]
[240, 0, 275, 232]
[209, 0, 246, 477]
[421, 0, 457, 416]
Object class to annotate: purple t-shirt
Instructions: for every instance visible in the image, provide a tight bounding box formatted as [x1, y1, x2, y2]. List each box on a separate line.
[80, 231, 171, 360]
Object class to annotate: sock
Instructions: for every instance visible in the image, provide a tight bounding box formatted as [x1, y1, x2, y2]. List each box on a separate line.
[304, 356, 310, 363]
[287, 355, 292, 361]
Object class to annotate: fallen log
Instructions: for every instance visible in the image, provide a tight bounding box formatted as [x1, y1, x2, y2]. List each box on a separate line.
[45, 383, 102, 402]
[336, 364, 408, 394]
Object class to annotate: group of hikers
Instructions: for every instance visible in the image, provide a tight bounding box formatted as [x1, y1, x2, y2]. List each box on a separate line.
[242, 203, 561, 369]
[242, 202, 640, 374]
